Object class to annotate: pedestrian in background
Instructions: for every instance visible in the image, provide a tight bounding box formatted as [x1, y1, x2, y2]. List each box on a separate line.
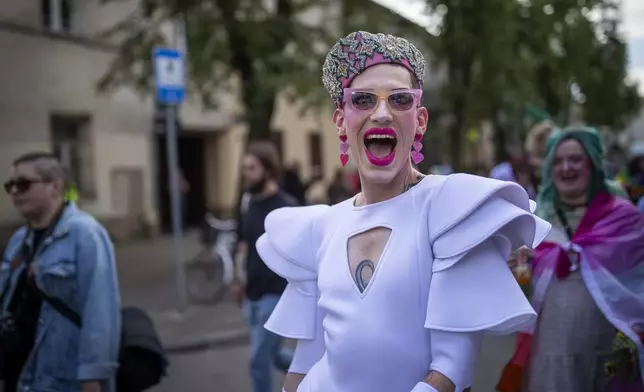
[498, 128, 644, 392]
[281, 162, 323, 206]
[63, 167, 79, 204]
[326, 168, 352, 205]
[230, 141, 298, 392]
[0, 152, 120, 392]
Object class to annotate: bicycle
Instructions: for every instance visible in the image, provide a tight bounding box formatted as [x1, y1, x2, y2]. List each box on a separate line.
[185, 213, 237, 305]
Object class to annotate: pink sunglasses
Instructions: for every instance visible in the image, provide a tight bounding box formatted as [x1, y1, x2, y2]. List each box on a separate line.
[343, 88, 422, 112]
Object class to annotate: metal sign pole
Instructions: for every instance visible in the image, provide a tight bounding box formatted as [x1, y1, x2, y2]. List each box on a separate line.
[164, 104, 187, 312]
[154, 46, 187, 313]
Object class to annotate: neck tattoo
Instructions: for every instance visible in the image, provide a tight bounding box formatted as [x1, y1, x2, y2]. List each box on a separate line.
[402, 173, 426, 194]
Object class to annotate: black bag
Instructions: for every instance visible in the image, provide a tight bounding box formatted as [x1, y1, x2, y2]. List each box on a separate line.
[0, 249, 27, 378]
[117, 307, 169, 392]
[41, 296, 168, 392]
[0, 312, 19, 378]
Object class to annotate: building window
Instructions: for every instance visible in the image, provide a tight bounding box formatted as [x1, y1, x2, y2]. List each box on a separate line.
[308, 132, 324, 175]
[42, 0, 72, 32]
[50, 115, 96, 200]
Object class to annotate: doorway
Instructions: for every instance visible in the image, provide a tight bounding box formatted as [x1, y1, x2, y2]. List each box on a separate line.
[156, 133, 206, 231]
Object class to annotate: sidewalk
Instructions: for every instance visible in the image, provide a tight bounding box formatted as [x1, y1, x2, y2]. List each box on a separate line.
[115, 232, 249, 354]
[150, 301, 249, 354]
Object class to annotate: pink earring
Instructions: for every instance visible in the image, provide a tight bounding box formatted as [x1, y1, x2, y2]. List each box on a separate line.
[411, 133, 424, 165]
[339, 135, 349, 167]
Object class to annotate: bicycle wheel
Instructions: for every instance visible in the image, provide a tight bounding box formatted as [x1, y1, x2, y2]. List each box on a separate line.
[185, 248, 230, 305]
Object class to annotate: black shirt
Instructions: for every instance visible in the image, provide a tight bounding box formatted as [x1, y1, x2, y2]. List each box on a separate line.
[237, 191, 298, 301]
[281, 170, 307, 205]
[4, 229, 46, 391]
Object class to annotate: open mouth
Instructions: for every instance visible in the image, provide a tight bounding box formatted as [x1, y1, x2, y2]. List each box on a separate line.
[363, 128, 398, 167]
[559, 174, 579, 185]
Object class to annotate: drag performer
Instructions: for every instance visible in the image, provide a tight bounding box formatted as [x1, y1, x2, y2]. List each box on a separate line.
[256, 31, 551, 392]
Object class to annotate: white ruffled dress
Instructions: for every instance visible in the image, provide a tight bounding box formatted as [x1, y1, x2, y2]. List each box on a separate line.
[257, 174, 551, 392]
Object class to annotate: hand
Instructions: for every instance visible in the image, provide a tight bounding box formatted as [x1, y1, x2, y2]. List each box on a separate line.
[283, 373, 306, 392]
[230, 279, 245, 308]
[507, 247, 534, 268]
[81, 381, 101, 392]
[423, 371, 455, 392]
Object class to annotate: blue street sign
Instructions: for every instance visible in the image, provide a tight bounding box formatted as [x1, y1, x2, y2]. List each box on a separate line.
[153, 47, 185, 104]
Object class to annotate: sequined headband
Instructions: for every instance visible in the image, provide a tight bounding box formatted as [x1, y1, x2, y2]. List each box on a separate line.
[322, 31, 426, 107]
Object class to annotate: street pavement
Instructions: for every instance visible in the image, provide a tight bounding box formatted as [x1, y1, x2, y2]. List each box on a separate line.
[151, 345, 285, 392]
[116, 230, 203, 313]
[116, 231, 248, 352]
[150, 335, 515, 392]
[116, 232, 516, 391]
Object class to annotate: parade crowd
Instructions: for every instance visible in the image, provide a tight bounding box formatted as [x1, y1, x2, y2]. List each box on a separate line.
[1, 30, 643, 392]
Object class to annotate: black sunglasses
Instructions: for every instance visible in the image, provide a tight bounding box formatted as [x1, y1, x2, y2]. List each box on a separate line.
[3, 178, 46, 194]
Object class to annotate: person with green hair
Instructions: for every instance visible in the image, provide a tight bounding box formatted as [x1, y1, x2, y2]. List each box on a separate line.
[534, 127, 628, 220]
[498, 127, 644, 392]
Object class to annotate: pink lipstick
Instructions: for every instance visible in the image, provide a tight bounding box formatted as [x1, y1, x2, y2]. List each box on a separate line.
[363, 128, 398, 167]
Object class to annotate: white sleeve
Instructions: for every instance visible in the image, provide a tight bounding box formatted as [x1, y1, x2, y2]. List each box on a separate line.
[427, 241, 507, 389]
[289, 305, 327, 374]
[424, 174, 551, 389]
[430, 329, 483, 391]
[256, 205, 328, 340]
[426, 174, 550, 334]
[426, 239, 538, 334]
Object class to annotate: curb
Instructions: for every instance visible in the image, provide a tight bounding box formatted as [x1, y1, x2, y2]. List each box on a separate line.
[164, 328, 250, 355]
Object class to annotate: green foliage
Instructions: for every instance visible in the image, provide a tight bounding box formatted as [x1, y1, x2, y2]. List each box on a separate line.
[576, 1, 642, 129]
[99, 0, 427, 140]
[100, 0, 640, 152]
[99, 0, 339, 140]
[424, 0, 641, 166]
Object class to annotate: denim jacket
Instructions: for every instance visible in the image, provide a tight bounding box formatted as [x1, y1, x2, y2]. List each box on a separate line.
[0, 203, 121, 392]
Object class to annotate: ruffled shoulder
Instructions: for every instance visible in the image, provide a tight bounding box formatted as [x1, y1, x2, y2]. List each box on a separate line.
[257, 205, 330, 340]
[256, 204, 330, 282]
[429, 173, 551, 272]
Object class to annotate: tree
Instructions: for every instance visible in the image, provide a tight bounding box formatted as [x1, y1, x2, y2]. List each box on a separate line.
[577, 0, 641, 129]
[425, 0, 641, 167]
[98, 0, 427, 141]
[466, 0, 533, 163]
[514, 0, 640, 127]
[98, 0, 334, 141]
[423, 0, 523, 169]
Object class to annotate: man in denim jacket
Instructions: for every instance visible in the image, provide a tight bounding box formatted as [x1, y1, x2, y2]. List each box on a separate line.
[1, 152, 120, 392]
